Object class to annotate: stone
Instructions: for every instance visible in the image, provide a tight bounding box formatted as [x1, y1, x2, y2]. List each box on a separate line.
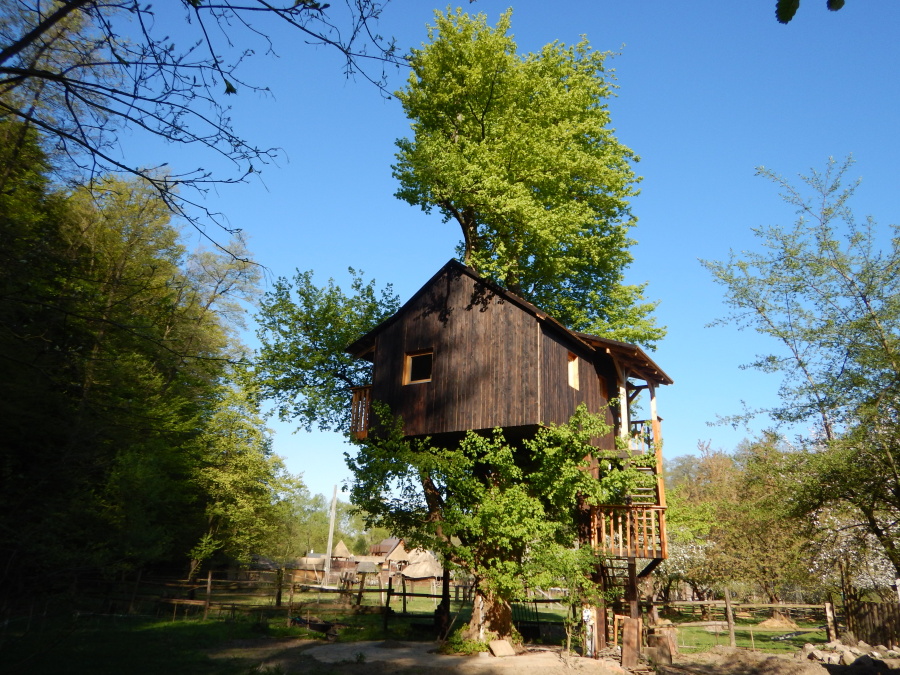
[825, 653, 842, 665]
[841, 651, 856, 666]
[488, 639, 516, 658]
[858, 641, 872, 651]
[810, 649, 827, 661]
[856, 655, 875, 668]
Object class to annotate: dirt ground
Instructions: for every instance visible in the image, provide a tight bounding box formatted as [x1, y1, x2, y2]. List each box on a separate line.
[207, 640, 900, 675]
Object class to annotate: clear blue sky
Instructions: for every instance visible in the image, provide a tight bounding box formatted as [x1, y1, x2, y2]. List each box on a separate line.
[139, 1, 900, 498]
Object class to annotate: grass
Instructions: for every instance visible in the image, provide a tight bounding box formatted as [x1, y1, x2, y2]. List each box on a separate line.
[1, 614, 264, 675]
[0, 594, 468, 674]
[1, 592, 829, 672]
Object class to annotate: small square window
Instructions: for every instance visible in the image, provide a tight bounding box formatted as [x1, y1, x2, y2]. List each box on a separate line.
[405, 351, 433, 384]
[567, 352, 579, 390]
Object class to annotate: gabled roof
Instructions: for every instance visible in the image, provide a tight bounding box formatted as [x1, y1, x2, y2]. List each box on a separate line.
[369, 537, 403, 557]
[347, 259, 672, 386]
[332, 540, 352, 558]
[576, 333, 673, 386]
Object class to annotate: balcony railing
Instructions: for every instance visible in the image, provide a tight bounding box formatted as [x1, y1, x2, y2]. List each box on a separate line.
[592, 505, 667, 560]
[628, 419, 659, 454]
[350, 386, 371, 440]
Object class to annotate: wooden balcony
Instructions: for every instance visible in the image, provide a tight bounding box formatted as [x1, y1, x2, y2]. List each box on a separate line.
[592, 505, 667, 560]
[350, 386, 371, 440]
[628, 419, 659, 454]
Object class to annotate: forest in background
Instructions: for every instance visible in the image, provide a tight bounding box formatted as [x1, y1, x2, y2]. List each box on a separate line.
[0, 121, 384, 607]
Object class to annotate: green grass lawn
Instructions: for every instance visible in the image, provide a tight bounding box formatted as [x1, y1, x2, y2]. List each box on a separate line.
[673, 624, 829, 655]
[1, 595, 827, 673]
[0, 596, 465, 674]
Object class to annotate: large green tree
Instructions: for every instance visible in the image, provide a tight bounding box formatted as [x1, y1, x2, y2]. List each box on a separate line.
[393, 9, 663, 347]
[0, 133, 292, 600]
[704, 156, 900, 577]
[348, 405, 655, 640]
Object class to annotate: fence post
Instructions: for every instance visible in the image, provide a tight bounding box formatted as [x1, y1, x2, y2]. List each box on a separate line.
[402, 576, 408, 614]
[724, 588, 736, 648]
[275, 569, 283, 608]
[287, 573, 295, 627]
[825, 601, 837, 642]
[383, 576, 393, 632]
[203, 570, 212, 620]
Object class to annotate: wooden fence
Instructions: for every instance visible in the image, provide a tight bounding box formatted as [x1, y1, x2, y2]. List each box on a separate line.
[845, 600, 900, 648]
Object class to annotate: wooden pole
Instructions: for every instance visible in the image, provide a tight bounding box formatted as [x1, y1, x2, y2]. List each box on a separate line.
[324, 485, 338, 583]
[627, 560, 639, 619]
[825, 600, 837, 642]
[203, 570, 212, 620]
[724, 587, 736, 648]
[275, 568, 283, 608]
[287, 575, 295, 627]
[129, 569, 143, 615]
[402, 576, 408, 614]
[356, 572, 367, 606]
[383, 576, 393, 632]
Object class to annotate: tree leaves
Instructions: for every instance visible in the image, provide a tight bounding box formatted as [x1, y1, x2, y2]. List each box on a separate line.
[255, 268, 399, 433]
[777, 0, 846, 24]
[392, 9, 664, 349]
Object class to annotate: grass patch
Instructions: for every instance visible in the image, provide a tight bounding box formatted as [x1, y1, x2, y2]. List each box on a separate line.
[1, 614, 289, 675]
[674, 624, 829, 655]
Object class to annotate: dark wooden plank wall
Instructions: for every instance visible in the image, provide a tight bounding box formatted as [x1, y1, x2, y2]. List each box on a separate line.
[372, 270, 540, 437]
[370, 268, 618, 447]
[538, 327, 615, 450]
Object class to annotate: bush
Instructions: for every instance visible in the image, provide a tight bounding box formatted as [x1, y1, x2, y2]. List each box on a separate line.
[440, 627, 491, 655]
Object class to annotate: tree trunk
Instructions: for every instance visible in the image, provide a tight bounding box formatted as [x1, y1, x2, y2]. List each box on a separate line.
[463, 588, 513, 642]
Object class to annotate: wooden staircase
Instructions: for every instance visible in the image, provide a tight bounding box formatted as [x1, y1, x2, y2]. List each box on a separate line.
[591, 419, 667, 562]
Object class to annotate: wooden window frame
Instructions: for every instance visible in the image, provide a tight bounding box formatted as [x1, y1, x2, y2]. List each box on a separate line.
[404, 350, 434, 384]
[567, 352, 580, 390]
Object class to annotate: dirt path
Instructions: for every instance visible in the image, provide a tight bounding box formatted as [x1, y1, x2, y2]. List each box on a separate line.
[666, 646, 900, 675]
[208, 638, 629, 674]
[208, 640, 900, 674]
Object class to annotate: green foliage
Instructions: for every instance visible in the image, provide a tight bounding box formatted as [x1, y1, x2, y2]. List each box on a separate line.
[661, 439, 814, 604]
[255, 268, 399, 433]
[440, 626, 490, 654]
[189, 376, 302, 576]
[704, 157, 900, 441]
[347, 404, 652, 636]
[393, 9, 664, 348]
[776, 0, 845, 24]
[0, 127, 297, 599]
[265, 489, 389, 561]
[704, 157, 900, 577]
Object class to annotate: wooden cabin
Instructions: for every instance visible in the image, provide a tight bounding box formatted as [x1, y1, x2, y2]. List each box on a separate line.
[346, 260, 673, 643]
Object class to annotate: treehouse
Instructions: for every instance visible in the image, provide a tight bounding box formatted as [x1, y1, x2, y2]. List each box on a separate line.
[346, 260, 672, 643]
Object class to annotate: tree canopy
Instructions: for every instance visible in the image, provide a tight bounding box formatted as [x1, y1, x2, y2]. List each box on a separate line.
[0, 123, 302, 598]
[348, 405, 655, 640]
[255, 268, 399, 433]
[392, 9, 663, 348]
[704, 157, 900, 578]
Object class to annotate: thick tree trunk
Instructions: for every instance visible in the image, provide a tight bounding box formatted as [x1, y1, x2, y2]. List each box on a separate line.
[463, 588, 513, 641]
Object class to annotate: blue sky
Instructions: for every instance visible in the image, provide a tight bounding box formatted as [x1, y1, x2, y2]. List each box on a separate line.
[137, 1, 900, 498]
